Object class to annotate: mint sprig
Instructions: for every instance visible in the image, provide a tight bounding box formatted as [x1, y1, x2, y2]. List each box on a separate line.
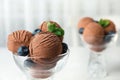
[47, 22, 56, 32]
[98, 19, 110, 28]
[47, 22, 64, 36]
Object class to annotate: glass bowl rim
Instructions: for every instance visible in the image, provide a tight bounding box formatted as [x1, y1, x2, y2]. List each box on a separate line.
[13, 49, 70, 58]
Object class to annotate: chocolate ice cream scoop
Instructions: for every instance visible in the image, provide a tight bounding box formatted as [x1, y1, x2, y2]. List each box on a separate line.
[83, 22, 105, 45]
[39, 21, 64, 41]
[104, 20, 116, 34]
[78, 17, 94, 29]
[24, 58, 56, 70]
[29, 32, 62, 64]
[39, 21, 61, 32]
[7, 30, 32, 54]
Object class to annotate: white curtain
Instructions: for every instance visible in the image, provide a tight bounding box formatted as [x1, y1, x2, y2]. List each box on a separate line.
[0, 0, 120, 47]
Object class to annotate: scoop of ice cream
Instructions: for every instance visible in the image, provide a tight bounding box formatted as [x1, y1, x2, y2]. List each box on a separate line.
[24, 58, 56, 70]
[7, 30, 32, 54]
[78, 17, 94, 29]
[32, 62, 56, 70]
[83, 22, 105, 45]
[39, 21, 61, 31]
[104, 20, 116, 34]
[29, 32, 62, 64]
[39, 21, 64, 41]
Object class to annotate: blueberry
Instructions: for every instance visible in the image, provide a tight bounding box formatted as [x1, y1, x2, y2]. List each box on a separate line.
[79, 28, 84, 34]
[104, 31, 115, 43]
[24, 59, 36, 68]
[107, 31, 115, 35]
[17, 46, 29, 56]
[62, 43, 68, 53]
[32, 29, 41, 36]
[104, 35, 112, 43]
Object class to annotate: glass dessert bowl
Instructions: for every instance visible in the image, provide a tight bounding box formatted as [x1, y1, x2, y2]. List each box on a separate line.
[80, 34, 117, 79]
[78, 17, 118, 80]
[7, 21, 69, 80]
[13, 49, 69, 80]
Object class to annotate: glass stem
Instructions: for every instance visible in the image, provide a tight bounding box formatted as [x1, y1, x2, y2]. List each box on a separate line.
[88, 51, 107, 80]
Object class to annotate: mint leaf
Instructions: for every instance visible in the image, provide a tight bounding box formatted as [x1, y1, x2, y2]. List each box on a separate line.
[48, 25, 55, 32]
[99, 19, 102, 24]
[103, 20, 110, 27]
[61, 29, 64, 36]
[54, 31, 62, 36]
[55, 27, 64, 36]
[99, 19, 104, 26]
[47, 21, 64, 36]
[47, 22, 56, 32]
[98, 19, 110, 28]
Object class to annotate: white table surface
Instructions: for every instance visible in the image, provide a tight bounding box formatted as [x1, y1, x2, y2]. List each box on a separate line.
[1, 47, 120, 80]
